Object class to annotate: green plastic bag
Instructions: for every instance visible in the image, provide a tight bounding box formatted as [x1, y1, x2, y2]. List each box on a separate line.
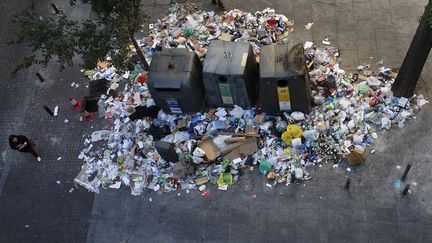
[358, 84, 371, 94]
[221, 159, 230, 170]
[259, 160, 271, 174]
[183, 28, 193, 37]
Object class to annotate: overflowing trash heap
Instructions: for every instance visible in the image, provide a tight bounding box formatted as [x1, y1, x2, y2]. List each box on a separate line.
[74, 5, 429, 196]
[141, 4, 294, 63]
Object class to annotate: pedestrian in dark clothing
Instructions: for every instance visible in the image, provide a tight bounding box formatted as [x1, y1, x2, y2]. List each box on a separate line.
[212, 0, 225, 10]
[9, 135, 41, 161]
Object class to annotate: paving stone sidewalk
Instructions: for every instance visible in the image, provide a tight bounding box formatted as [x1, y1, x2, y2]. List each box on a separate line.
[0, 0, 431, 242]
[0, 1, 95, 242]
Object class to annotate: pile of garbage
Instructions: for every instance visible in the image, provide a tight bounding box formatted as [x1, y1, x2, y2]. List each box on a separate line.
[140, 4, 294, 63]
[74, 6, 429, 196]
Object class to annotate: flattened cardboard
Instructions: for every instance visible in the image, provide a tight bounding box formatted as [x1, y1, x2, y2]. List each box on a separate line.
[224, 138, 258, 161]
[194, 176, 209, 185]
[224, 137, 247, 143]
[218, 132, 260, 138]
[198, 137, 221, 161]
[220, 141, 245, 155]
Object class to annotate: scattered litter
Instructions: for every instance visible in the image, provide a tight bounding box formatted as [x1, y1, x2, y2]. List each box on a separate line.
[64, 119, 69, 123]
[305, 22, 313, 30]
[218, 184, 228, 191]
[304, 41, 314, 49]
[201, 189, 210, 196]
[394, 179, 401, 189]
[91, 130, 111, 142]
[371, 150, 375, 154]
[56, 180, 61, 184]
[322, 37, 331, 45]
[74, 4, 428, 196]
[57, 157, 62, 160]
[346, 167, 351, 172]
[53, 106, 59, 116]
[109, 181, 121, 189]
[199, 185, 206, 191]
[69, 188, 74, 193]
[149, 197, 152, 202]
[396, 165, 401, 169]
[24, 225, 30, 229]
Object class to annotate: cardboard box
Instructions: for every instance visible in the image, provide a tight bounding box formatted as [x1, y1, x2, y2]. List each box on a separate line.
[346, 149, 366, 166]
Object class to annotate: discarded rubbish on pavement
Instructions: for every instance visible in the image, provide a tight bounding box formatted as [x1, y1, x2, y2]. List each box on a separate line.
[74, 4, 429, 195]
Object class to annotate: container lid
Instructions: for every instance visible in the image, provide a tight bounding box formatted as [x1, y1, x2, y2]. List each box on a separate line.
[150, 48, 197, 90]
[260, 43, 306, 78]
[203, 40, 251, 75]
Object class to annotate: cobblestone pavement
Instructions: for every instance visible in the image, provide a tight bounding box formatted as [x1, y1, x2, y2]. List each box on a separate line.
[0, 1, 95, 242]
[1, 0, 432, 242]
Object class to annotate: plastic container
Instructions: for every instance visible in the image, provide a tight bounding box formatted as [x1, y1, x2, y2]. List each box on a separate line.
[203, 40, 259, 109]
[259, 43, 312, 114]
[148, 48, 205, 114]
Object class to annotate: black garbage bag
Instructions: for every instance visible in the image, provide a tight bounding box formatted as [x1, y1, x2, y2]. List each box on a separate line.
[145, 124, 171, 140]
[129, 105, 160, 121]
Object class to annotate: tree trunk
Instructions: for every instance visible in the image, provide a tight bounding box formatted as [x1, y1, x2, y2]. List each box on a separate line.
[392, 0, 432, 97]
[130, 34, 150, 70]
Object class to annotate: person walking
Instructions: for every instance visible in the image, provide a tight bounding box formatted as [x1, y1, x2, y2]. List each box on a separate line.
[212, 0, 225, 11]
[8, 135, 41, 161]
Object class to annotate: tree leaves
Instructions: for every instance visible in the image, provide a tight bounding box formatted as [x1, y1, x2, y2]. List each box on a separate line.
[11, 0, 149, 74]
[10, 9, 79, 73]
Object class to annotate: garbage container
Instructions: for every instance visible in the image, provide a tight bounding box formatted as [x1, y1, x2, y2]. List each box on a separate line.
[148, 48, 205, 114]
[82, 96, 99, 112]
[259, 43, 312, 114]
[89, 78, 110, 97]
[203, 40, 259, 109]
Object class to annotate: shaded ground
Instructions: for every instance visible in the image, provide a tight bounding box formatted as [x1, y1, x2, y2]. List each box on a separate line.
[0, 1, 95, 242]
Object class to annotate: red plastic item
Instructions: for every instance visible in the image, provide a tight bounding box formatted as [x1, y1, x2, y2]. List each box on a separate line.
[68, 97, 81, 109]
[136, 75, 147, 84]
[267, 19, 278, 27]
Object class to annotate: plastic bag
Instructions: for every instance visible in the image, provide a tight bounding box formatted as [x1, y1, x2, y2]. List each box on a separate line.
[259, 160, 271, 174]
[281, 124, 304, 145]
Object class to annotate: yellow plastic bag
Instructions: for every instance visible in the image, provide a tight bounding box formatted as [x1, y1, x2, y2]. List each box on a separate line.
[217, 173, 233, 187]
[281, 124, 304, 145]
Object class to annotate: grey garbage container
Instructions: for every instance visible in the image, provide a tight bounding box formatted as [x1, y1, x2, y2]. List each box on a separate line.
[203, 40, 259, 109]
[148, 48, 205, 114]
[259, 43, 312, 114]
